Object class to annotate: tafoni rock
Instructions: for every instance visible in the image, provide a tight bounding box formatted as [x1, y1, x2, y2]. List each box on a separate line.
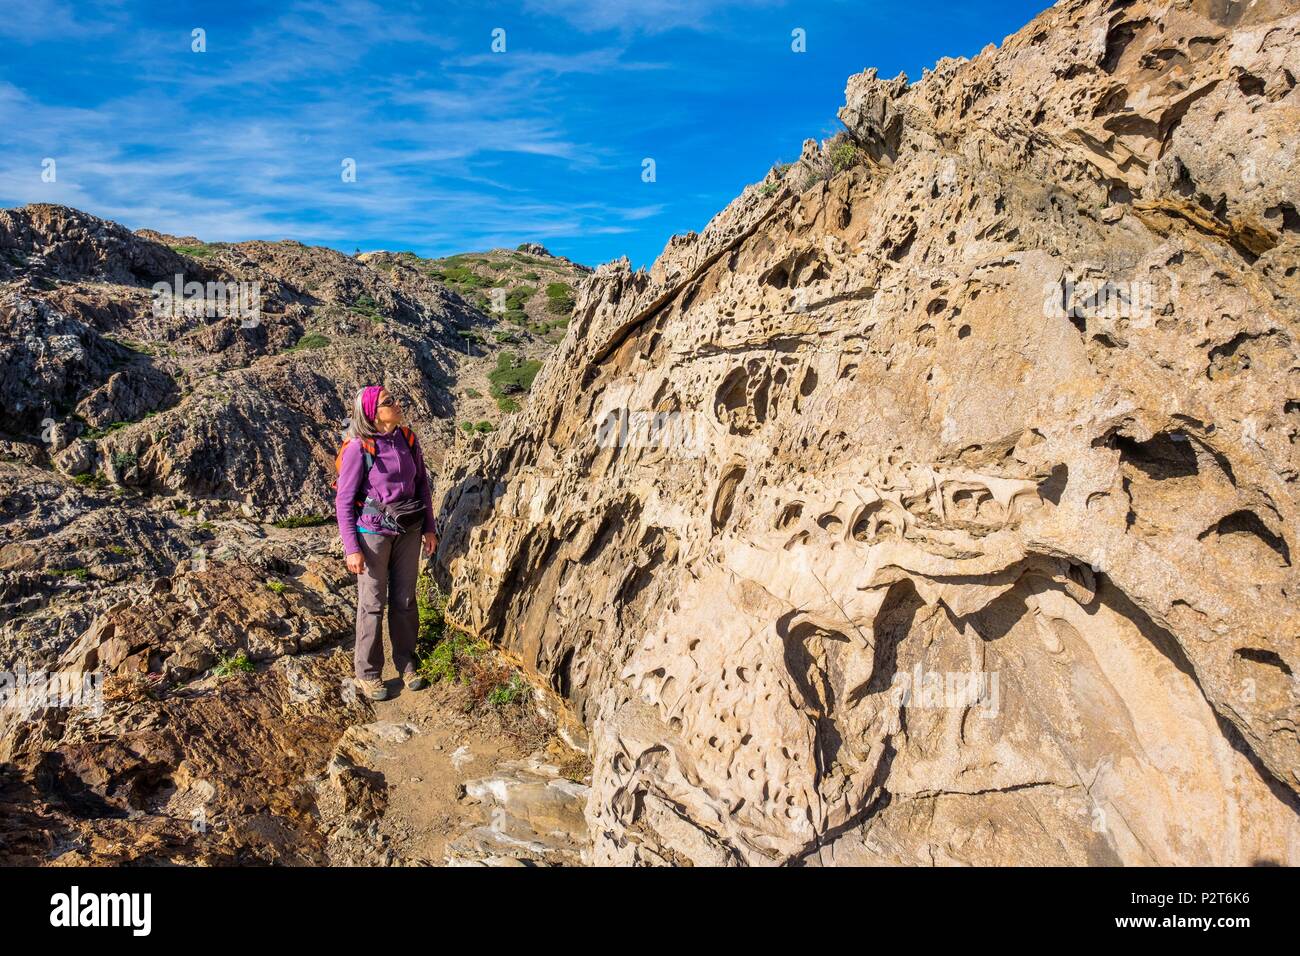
[435, 0, 1300, 865]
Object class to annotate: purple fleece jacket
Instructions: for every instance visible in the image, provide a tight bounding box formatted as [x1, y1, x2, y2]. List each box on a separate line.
[335, 428, 435, 556]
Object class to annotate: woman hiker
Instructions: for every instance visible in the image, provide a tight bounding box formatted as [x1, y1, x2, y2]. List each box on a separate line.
[335, 384, 438, 701]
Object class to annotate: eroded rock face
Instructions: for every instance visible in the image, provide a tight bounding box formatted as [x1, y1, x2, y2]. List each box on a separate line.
[438, 0, 1300, 865]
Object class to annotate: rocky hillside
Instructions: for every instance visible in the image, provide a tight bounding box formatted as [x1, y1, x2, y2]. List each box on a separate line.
[361, 245, 589, 427]
[0, 207, 589, 863]
[436, 0, 1300, 864]
[0, 206, 586, 648]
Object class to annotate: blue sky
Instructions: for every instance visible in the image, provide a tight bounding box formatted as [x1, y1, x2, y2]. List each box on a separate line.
[0, 0, 1051, 269]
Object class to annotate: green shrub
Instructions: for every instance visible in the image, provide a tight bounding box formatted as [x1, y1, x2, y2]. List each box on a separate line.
[473, 420, 493, 433]
[417, 572, 446, 641]
[438, 266, 493, 289]
[47, 567, 89, 580]
[417, 630, 484, 684]
[544, 281, 574, 312]
[348, 293, 383, 320]
[488, 351, 542, 412]
[413, 575, 487, 685]
[412, 573, 541, 728]
[488, 673, 527, 708]
[272, 514, 332, 528]
[83, 421, 130, 440]
[265, 579, 286, 593]
[214, 650, 255, 677]
[505, 285, 534, 310]
[463, 387, 481, 399]
[830, 139, 860, 171]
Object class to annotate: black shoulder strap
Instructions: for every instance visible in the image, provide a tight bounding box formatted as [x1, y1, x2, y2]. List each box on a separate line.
[355, 445, 376, 504]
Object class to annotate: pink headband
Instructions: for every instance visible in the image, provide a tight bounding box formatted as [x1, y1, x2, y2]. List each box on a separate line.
[361, 385, 383, 422]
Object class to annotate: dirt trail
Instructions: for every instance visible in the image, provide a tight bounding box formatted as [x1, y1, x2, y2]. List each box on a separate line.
[320, 657, 591, 866]
[369, 666, 518, 863]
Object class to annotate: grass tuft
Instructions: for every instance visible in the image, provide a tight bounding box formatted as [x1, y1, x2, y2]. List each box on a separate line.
[214, 650, 255, 677]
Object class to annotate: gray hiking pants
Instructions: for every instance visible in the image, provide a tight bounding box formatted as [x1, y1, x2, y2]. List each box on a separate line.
[354, 526, 422, 681]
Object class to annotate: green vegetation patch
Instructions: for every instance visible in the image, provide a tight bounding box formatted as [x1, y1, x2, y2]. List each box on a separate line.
[505, 285, 534, 310]
[82, 421, 131, 440]
[348, 293, 383, 321]
[544, 281, 575, 315]
[170, 243, 219, 259]
[214, 650, 255, 677]
[487, 350, 542, 413]
[413, 573, 540, 729]
[47, 567, 90, 580]
[830, 139, 861, 172]
[288, 333, 331, 351]
[272, 514, 332, 528]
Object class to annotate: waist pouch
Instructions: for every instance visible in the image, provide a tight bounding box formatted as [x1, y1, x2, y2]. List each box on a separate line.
[360, 496, 425, 533]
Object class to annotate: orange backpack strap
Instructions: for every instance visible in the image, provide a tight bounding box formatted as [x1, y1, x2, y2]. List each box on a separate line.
[333, 436, 379, 499]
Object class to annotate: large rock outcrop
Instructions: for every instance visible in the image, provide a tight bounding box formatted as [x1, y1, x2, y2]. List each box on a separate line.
[437, 0, 1300, 864]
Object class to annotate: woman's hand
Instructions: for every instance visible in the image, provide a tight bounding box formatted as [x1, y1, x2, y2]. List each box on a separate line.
[345, 551, 366, 575]
[422, 531, 439, 556]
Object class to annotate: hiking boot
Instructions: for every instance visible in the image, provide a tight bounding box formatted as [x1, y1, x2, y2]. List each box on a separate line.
[359, 678, 388, 701]
[404, 673, 428, 692]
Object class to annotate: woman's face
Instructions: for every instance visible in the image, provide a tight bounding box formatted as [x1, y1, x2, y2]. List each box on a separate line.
[374, 388, 404, 429]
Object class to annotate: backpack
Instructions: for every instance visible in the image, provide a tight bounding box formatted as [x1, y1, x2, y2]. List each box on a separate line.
[332, 425, 415, 504]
